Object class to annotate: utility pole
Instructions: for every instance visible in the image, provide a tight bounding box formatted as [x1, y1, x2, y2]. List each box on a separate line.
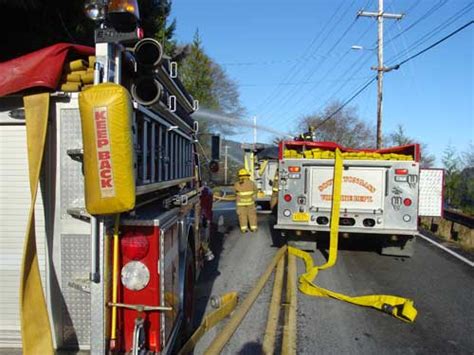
[224, 145, 229, 185]
[358, 0, 403, 148]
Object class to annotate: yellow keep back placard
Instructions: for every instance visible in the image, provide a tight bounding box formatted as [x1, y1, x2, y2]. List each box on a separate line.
[79, 83, 135, 214]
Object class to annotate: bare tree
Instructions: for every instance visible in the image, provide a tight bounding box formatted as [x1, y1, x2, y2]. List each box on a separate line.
[298, 102, 374, 148]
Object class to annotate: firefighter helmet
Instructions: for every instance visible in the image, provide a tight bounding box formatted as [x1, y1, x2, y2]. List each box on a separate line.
[238, 168, 250, 178]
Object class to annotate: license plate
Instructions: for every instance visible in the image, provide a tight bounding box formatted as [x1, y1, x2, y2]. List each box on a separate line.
[292, 212, 310, 222]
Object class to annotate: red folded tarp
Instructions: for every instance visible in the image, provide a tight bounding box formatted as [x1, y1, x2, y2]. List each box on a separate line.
[279, 140, 421, 162]
[0, 43, 95, 97]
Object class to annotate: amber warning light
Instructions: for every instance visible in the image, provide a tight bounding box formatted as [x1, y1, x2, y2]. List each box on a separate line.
[288, 166, 301, 173]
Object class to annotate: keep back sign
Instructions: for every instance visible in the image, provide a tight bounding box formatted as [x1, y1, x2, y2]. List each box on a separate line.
[93, 106, 115, 198]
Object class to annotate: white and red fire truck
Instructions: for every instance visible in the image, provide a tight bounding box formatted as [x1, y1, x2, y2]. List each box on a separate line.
[0, 4, 215, 354]
[274, 139, 444, 257]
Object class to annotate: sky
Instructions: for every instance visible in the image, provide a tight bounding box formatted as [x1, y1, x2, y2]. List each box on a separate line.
[171, 0, 473, 166]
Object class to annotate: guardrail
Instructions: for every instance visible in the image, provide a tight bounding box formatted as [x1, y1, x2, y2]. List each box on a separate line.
[443, 209, 474, 229]
[420, 209, 473, 250]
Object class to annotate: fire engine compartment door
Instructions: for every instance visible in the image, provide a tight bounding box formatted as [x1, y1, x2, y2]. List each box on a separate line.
[261, 161, 278, 196]
[309, 166, 386, 212]
[418, 169, 444, 217]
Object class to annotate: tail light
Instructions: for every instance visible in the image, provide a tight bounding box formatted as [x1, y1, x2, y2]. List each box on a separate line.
[288, 166, 300, 173]
[121, 234, 150, 260]
[395, 169, 408, 175]
[403, 198, 412, 206]
[284, 194, 292, 202]
[118, 225, 161, 353]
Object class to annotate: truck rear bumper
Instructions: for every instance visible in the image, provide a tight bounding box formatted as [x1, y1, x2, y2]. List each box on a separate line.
[274, 224, 418, 236]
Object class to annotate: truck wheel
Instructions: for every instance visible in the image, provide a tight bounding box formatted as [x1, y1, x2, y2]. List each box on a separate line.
[183, 243, 195, 338]
[380, 235, 415, 257]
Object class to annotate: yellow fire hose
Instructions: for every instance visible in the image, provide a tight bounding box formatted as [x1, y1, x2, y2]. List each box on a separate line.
[288, 149, 418, 323]
[177, 292, 238, 354]
[213, 190, 236, 202]
[282, 252, 297, 355]
[21, 93, 54, 354]
[205, 246, 287, 354]
[262, 256, 284, 354]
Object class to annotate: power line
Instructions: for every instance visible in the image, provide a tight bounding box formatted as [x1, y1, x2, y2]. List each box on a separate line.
[314, 20, 474, 130]
[392, 20, 473, 69]
[238, 75, 372, 87]
[265, 0, 415, 122]
[259, 0, 363, 121]
[314, 77, 377, 129]
[251, 1, 348, 114]
[384, 0, 448, 46]
[386, 2, 474, 64]
[304, 1, 471, 119]
[256, 0, 359, 119]
[219, 52, 340, 67]
[285, 21, 375, 118]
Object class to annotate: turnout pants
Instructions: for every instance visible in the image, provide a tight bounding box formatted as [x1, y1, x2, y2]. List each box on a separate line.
[236, 205, 257, 232]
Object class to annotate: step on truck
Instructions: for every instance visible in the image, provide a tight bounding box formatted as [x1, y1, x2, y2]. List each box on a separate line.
[0, 3, 215, 353]
[274, 140, 444, 256]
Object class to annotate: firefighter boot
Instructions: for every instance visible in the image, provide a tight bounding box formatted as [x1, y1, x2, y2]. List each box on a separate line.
[248, 206, 258, 233]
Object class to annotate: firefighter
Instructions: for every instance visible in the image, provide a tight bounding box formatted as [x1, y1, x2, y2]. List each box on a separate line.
[234, 168, 258, 233]
[270, 168, 279, 211]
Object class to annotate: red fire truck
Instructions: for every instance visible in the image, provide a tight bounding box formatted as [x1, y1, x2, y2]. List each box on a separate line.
[0, 2, 215, 353]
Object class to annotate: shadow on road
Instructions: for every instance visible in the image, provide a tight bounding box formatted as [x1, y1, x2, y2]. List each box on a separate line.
[317, 233, 381, 260]
[193, 209, 239, 330]
[237, 341, 263, 355]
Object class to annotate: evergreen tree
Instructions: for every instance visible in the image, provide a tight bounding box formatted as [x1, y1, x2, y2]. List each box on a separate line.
[0, 0, 177, 60]
[139, 0, 177, 55]
[179, 30, 219, 110]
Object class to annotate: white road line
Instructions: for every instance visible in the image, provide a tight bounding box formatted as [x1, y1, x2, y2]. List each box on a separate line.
[417, 233, 474, 267]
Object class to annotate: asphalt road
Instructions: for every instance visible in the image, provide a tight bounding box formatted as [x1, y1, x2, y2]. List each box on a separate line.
[193, 202, 474, 354]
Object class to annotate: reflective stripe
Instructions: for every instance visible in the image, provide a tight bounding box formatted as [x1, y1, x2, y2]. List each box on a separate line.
[240, 197, 253, 203]
[272, 187, 279, 192]
[237, 191, 254, 196]
[237, 202, 254, 207]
